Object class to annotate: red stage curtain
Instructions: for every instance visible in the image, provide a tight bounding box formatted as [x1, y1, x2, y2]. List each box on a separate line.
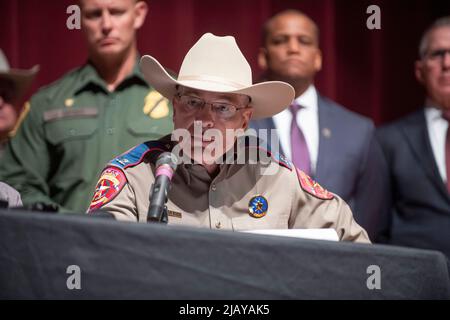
[1, 0, 449, 125]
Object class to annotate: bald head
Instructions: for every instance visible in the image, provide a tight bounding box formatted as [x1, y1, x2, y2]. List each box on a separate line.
[258, 10, 322, 96]
[78, 0, 140, 8]
[77, 0, 148, 68]
[262, 10, 320, 48]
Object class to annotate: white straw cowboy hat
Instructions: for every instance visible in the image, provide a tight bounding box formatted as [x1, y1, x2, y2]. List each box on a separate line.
[0, 49, 39, 103]
[140, 33, 295, 119]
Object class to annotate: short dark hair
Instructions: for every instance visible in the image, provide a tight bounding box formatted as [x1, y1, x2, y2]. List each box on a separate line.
[419, 16, 450, 58]
[261, 9, 320, 47]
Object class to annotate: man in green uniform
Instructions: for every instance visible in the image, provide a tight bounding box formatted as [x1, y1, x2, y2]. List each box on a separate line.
[0, 0, 173, 213]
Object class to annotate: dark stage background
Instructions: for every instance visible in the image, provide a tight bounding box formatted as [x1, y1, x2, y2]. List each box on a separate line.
[1, 0, 450, 125]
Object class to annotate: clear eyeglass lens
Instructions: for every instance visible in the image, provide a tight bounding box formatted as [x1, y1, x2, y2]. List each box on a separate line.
[178, 94, 240, 119]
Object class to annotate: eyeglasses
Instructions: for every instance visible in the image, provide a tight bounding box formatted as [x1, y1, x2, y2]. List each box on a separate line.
[175, 93, 249, 120]
[424, 49, 450, 62]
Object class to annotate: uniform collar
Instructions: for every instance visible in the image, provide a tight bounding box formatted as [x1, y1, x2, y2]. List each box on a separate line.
[74, 55, 147, 94]
[174, 144, 242, 186]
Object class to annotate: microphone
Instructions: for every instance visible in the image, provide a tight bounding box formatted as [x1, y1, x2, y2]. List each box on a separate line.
[147, 152, 178, 223]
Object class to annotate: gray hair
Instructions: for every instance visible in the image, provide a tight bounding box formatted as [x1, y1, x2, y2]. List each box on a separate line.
[419, 16, 450, 58]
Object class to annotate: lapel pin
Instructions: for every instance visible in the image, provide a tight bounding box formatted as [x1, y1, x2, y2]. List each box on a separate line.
[322, 128, 331, 138]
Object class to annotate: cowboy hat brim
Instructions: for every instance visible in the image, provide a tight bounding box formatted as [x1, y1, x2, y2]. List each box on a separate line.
[140, 55, 294, 119]
[0, 65, 39, 103]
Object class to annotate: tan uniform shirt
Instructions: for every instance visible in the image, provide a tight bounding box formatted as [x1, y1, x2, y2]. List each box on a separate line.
[89, 136, 370, 243]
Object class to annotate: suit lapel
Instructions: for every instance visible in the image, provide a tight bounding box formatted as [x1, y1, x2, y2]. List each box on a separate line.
[401, 109, 450, 199]
[315, 97, 333, 181]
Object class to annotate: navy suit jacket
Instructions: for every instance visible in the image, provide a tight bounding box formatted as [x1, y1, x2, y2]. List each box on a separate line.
[376, 109, 450, 258]
[250, 95, 388, 240]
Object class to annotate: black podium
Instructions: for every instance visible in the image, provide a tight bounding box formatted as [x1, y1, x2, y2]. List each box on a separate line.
[0, 210, 449, 299]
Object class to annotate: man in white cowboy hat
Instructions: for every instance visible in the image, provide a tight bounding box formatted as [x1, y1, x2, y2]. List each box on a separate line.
[87, 33, 370, 243]
[0, 49, 39, 157]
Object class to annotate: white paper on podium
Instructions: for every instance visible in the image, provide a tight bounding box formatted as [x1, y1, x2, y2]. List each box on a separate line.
[242, 229, 339, 242]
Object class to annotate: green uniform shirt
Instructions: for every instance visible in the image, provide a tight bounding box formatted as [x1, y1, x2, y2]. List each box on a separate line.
[0, 59, 173, 213]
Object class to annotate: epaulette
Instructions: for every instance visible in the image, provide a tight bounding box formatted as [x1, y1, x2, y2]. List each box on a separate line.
[296, 168, 334, 200]
[270, 150, 293, 171]
[109, 140, 169, 170]
[241, 135, 292, 171]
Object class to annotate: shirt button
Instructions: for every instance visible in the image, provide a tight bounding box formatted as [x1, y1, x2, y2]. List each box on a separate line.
[215, 222, 221, 229]
[106, 128, 115, 135]
[69, 129, 76, 136]
[211, 183, 217, 191]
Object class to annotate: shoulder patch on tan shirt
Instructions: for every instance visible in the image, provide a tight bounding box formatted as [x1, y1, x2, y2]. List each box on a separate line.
[296, 168, 334, 200]
[88, 167, 127, 212]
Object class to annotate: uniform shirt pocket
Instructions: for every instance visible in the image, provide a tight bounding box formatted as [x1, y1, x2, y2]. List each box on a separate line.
[44, 108, 99, 145]
[231, 212, 289, 231]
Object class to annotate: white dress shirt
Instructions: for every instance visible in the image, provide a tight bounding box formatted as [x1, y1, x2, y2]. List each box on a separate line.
[273, 85, 319, 174]
[425, 103, 449, 183]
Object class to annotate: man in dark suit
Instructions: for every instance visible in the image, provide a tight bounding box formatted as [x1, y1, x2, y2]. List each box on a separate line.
[377, 17, 450, 257]
[250, 10, 387, 240]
